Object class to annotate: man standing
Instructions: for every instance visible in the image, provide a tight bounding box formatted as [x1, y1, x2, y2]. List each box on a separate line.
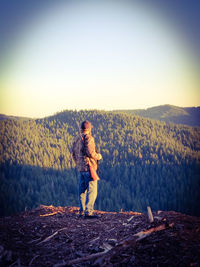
[72, 120, 102, 218]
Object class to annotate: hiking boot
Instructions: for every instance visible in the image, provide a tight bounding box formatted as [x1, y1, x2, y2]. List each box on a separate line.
[78, 211, 84, 218]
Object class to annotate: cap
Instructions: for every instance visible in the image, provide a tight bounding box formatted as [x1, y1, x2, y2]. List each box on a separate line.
[81, 120, 93, 131]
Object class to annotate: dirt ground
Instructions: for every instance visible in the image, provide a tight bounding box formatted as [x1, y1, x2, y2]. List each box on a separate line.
[0, 205, 200, 267]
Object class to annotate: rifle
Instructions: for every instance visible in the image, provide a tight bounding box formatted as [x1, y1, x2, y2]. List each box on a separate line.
[76, 121, 100, 181]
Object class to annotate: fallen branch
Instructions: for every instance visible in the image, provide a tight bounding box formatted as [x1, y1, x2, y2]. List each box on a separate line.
[27, 237, 41, 244]
[28, 255, 39, 266]
[66, 250, 109, 265]
[127, 216, 134, 222]
[88, 236, 100, 245]
[115, 222, 174, 251]
[8, 260, 18, 267]
[147, 206, 154, 223]
[63, 242, 113, 266]
[38, 231, 58, 244]
[8, 258, 21, 267]
[37, 227, 69, 245]
[40, 211, 62, 217]
[107, 227, 115, 232]
[134, 222, 174, 241]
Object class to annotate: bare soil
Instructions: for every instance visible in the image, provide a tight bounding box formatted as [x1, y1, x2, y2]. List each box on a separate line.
[0, 205, 199, 266]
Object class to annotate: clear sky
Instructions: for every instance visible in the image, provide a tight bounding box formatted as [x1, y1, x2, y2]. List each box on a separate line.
[0, 0, 199, 118]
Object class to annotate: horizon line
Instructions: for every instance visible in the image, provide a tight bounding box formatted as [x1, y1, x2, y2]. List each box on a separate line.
[1, 104, 200, 120]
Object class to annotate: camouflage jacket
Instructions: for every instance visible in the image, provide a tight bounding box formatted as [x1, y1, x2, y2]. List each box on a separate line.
[72, 132, 100, 172]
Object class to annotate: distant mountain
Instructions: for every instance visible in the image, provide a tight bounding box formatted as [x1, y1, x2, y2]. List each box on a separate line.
[0, 114, 31, 121]
[114, 105, 200, 127]
[1, 105, 199, 126]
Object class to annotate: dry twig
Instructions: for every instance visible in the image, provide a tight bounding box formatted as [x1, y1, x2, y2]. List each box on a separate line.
[37, 227, 69, 245]
[127, 216, 134, 222]
[147, 206, 154, 223]
[28, 255, 39, 266]
[65, 242, 113, 266]
[134, 222, 174, 241]
[40, 211, 62, 217]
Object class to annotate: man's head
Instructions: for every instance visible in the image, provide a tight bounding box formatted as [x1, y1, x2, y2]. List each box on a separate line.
[81, 120, 93, 132]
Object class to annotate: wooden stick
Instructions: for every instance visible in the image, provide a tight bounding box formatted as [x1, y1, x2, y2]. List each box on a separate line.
[28, 255, 39, 266]
[27, 237, 41, 244]
[37, 227, 69, 245]
[88, 236, 100, 245]
[40, 211, 63, 217]
[65, 243, 113, 265]
[66, 250, 110, 265]
[8, 260, 19, 267]
[8, 258, 21, 267]
[147, 206, 154, 223]
[134, 222, 174, 241]
[127, 216, 134, 222]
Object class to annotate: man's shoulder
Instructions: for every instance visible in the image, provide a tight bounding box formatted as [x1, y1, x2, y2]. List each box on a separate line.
[84, 133, 94, 143]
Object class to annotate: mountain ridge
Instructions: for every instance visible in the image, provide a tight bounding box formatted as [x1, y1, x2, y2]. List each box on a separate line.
[1, 104, 200, 126]
[0, 114, 31, 121]
[113, 104, 200, 126]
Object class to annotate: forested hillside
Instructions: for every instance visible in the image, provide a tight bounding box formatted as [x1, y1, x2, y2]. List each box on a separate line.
[114, 105, 200, 126]
[0, 110, 200, 217]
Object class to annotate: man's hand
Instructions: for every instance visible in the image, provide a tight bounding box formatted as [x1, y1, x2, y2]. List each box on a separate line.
[97, 153, 102, 160]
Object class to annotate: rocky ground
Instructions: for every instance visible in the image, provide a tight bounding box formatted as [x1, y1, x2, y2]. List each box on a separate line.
[0, 205, 200, 267]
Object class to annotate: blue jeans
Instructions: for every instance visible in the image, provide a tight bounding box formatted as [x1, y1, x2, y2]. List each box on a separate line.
[79, 171, 98, 215]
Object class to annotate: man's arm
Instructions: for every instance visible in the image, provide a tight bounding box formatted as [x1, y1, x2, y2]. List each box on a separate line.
[85, 135, 102, 161]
